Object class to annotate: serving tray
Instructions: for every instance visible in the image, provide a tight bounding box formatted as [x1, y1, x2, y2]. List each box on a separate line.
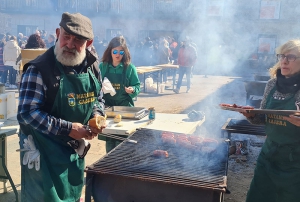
[219, 105, 300, 116]
[105, 106, 148, 119]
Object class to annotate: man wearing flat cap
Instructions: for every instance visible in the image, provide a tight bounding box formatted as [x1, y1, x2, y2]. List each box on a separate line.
[17, 12, 106, 202]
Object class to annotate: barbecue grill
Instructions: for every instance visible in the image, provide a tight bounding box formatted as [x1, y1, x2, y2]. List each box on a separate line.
[221, 118, 266, 139]
[85, 128, 229, 202]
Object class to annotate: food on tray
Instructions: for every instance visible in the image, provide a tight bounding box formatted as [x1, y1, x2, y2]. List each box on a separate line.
[219, 103, 242, 108]
[153, 150, 169, 158]
[114, 114, 122, 123]
[88, 116, 106, 129]
[219, 103, 254, 109]
[115, 122, 123, 127]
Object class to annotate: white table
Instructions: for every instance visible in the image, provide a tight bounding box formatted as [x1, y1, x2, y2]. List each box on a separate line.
[0, 127, 18, 202]
[100, 113, 205, 136]
[142, 113, 204, 134]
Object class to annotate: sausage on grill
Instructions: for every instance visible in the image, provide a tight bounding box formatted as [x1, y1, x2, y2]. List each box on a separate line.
[153, 150, 169, 158]
[162, 136, 176, 145]
[161, 131, 175, 138]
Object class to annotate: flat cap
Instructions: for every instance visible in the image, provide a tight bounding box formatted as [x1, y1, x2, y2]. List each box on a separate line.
[59, 12, 94, 40]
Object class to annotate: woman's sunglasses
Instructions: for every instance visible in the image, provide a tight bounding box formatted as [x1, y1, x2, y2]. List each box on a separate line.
[113, 50, 125, 55]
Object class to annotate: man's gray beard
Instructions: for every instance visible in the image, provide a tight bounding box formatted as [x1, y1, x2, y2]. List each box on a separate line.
[54, 40, 86, 66]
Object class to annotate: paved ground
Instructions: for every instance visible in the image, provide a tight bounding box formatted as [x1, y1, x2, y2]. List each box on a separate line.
[0, 69, 263, 202]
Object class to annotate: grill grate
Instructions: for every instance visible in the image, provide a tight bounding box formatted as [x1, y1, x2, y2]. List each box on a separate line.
[221, 118, 266, 139]
[86, 129, 229, 191]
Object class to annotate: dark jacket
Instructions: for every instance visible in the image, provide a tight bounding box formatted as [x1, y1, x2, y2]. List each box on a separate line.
[23, 46, 102, 113]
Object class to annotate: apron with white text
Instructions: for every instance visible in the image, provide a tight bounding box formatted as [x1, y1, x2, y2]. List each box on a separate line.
[21, 63, 100, 202]
[246, 87, 300, 202]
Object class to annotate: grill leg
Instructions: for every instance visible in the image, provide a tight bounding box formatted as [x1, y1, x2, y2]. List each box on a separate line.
[85, 174, 94, 202]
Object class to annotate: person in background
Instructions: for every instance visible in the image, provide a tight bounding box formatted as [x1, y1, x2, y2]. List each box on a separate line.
[154, 38, 171, 83]
[99, 35, 140, 152]
[167, 36, 178, 62]
[173, 37, 197, 93]
[17, 32, 25, 48]
[3, 35, 21, 88]
[241, 39, 300, 202]
[141, 36, 154, 66]
[25, 33, 46, 49]
[45, 34, 56, 48]
[17, 12, 105, 201]
[0, 34, 6, 83]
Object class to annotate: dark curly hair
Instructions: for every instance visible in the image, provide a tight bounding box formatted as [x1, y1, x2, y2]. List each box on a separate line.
[25, 33, 46, 49]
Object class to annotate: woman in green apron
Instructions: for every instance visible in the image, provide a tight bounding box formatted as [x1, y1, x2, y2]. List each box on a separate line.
[99, 36, 140, 152]
[17, 12, 105, 201]
[242, 39, 300, 202]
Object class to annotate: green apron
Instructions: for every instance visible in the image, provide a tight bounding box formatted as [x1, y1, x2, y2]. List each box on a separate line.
[102, 64, 134, 107]
[246, 87, 300, 202]
[100, 64, 132, 152]
[21, 62, 100, 202]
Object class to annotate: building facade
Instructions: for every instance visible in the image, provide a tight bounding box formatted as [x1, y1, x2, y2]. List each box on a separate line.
[0, 0, 299, 71]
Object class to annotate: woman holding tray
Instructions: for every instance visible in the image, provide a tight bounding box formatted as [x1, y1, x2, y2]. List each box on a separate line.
[242, 39, 300, 202]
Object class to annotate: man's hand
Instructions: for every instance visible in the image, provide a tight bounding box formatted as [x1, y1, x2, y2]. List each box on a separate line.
[69, 122, 96, 140]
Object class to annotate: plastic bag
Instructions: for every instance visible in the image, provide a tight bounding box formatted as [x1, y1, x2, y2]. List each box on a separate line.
[102, 77, 116, 96]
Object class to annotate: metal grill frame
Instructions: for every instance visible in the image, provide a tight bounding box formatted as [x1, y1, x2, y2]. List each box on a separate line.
[85, 128, 229, 202]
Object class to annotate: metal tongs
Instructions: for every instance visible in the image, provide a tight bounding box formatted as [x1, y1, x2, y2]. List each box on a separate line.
[85, 125, 137, 144]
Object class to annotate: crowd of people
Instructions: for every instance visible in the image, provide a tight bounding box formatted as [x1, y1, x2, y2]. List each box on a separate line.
[0, 30, 54, 88]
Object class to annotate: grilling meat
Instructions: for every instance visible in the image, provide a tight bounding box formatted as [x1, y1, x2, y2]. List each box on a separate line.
[162, 136, 176, 145]
[153, 150, 169, 158]
[220, 103, 254, 109]
[161, 131, 175, 138]
[160, 132, 219, 153]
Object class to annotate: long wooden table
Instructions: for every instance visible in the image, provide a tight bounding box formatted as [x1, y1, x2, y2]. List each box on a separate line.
[136, 66, 162, 93]
[155, 64, 179, 90]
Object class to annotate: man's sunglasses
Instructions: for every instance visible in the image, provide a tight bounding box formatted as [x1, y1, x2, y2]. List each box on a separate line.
[113, 50, 125, 55]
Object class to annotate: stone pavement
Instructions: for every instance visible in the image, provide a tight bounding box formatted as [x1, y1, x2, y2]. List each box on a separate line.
[0, 72, 256, 202]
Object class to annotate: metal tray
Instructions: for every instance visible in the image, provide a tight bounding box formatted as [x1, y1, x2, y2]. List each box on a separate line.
[105, 106, 147, 119]
[244, 109, 300, 116]
[219, 106, 300, 116]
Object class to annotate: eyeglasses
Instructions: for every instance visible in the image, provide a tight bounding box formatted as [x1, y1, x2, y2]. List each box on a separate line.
[113, 50, 125, 55]
[277, 54, 300, 62]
